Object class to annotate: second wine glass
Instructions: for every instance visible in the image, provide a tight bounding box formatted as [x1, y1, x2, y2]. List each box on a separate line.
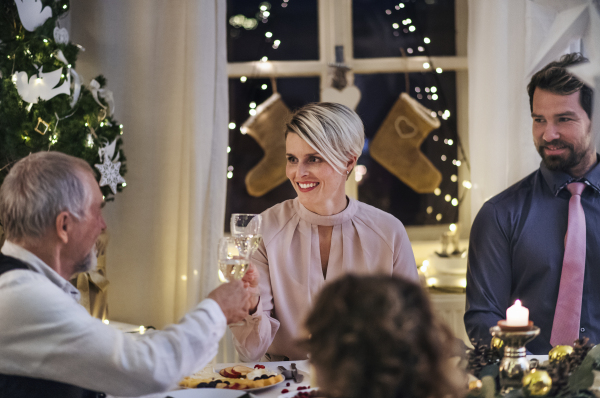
[230, 213, 263, 254]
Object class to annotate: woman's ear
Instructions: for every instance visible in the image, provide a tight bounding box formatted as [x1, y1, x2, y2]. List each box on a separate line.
[346, 156, 358, 173]
[345, 156, 358, 181]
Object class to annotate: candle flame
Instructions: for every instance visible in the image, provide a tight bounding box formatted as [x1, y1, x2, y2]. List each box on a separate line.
[514, 299, 522, 306]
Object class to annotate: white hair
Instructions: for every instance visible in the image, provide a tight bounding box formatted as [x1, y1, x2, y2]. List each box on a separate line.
[286, 102, 365, 174]
[0, 152, 93, 241]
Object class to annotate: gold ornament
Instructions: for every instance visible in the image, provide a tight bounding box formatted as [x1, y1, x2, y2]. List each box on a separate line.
[491, 336, 504, 350]
[34, 117, 49, 135]
[522, 369, 552, 396]
[97, 108, 107, 122]
[468, 380, 483, 392]
[549, 345, 573, 362]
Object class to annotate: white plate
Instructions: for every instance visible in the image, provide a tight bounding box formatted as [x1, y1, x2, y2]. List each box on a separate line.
[278, 387, 319, 398]
[183, 375, 285, 392]
[162, 389, 257, 397]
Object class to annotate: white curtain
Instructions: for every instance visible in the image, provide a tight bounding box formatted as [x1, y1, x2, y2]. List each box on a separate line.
[70, 0, 228, 334]
[468, 0, 585, 219]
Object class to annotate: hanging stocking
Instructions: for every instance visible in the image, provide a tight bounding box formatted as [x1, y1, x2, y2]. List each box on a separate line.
[243, 93, 291, 197]
[370, 93, 442, 193]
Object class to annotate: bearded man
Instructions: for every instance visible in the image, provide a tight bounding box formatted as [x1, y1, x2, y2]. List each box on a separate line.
[464, 53, 598, 354]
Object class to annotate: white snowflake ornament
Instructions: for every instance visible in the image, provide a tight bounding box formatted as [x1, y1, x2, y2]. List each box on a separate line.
[94, 139, 126, 195]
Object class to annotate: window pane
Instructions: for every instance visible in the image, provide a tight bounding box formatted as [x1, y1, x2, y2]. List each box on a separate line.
[354, 72, 460, 226]
[227, 0, 319, 62]
[225, 77, 320, 231]
[353, 0, 456, 58]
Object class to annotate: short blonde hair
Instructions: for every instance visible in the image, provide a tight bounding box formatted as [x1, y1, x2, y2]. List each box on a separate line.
[285, 102, 365, 174]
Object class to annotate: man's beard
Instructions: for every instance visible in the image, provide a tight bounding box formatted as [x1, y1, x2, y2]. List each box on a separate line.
[537, 139, 587, 172]
[73, 245, 98, 275]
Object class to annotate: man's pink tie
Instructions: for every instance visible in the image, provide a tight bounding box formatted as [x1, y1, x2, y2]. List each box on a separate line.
[550, 182, 586, 346]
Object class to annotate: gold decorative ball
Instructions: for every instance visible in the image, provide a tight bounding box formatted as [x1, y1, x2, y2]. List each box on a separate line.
[468, 380, 483, 392]
[522, 369, 552, 396]
[491, 336, 504, 350]
[549, 345, 574, 362]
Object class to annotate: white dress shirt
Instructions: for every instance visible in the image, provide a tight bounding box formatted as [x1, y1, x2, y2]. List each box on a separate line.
[0, 241, 226, 396]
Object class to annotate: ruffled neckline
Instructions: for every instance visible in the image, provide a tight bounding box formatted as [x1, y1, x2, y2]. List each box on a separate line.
[293, 197, 358, 226]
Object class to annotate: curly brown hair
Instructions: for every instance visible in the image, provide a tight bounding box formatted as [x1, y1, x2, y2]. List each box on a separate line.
[304, 275, 466, 398]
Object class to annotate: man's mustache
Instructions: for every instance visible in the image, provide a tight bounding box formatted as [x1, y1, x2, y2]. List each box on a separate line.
[539, 139, 574, 150]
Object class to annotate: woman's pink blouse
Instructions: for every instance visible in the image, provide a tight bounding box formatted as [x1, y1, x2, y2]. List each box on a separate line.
[230, 197, 418, 361]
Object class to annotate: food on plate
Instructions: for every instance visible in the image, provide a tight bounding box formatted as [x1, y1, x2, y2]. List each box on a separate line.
[246, 368, 279, 380]
[178, 364, 284, 390]
[219, 365, 254, 378]
[282, 389, 323, 398]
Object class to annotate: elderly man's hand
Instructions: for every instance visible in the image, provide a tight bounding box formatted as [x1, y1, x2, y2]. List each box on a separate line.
[208, 281, 250, 325]
[242, 262, 260, 314]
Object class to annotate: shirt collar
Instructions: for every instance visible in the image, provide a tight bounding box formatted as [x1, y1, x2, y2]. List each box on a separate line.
[0, 240, 81, 301]
[540, 155, 600, 196]
[294, 196, 358, 226]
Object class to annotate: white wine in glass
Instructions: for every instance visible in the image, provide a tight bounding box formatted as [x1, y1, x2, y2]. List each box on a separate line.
[218, 237, 251, 282]
[230, 213, 263, 254]
[218, 257, 249, 282]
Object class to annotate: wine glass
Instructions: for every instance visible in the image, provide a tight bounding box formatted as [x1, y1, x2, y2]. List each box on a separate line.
[218, 236, 251, 282]
[230, 214, 263, 254]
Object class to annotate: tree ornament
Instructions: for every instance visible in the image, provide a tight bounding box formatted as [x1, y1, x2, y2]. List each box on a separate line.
[94, 139, 126, 195]
[14, 0, 53, 32]
[242, 93, 291, 197]
[550, 345, 574, 363]
[13, 66, 70, 104]
[34, 117, 49, 135]
[53, 27, 69, 44]
[522, 369, 552, 396]
[369, 92, 442, 193]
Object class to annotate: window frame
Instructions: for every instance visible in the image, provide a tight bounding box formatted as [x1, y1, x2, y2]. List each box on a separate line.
[226, 0, 470, 240]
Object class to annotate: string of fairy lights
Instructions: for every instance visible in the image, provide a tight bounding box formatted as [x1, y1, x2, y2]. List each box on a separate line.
[380, 1, 472, 228]
[226, 0, 470, 230]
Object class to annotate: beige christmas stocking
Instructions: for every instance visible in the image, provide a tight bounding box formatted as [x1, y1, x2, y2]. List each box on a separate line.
[370, 92, 442, 193]
[242, 93, 292, 197]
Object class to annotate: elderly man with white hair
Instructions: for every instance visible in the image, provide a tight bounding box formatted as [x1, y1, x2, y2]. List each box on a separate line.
[0, 152, 250, 398]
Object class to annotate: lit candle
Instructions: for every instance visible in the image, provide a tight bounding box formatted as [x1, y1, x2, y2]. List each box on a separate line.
[506, 299, 529, 326]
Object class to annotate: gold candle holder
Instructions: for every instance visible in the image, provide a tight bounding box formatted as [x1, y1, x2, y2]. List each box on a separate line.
[490, 321, 540, 394]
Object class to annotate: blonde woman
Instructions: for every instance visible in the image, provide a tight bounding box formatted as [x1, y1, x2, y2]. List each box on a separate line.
[231, 103, 419, 361]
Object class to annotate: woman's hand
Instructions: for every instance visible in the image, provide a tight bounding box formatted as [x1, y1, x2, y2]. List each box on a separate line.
[242, 262, 261, 314]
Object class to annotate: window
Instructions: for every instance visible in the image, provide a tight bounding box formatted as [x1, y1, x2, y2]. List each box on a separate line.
[225, 0, 469, 237]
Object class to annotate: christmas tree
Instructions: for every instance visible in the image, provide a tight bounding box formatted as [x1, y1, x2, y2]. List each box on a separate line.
[0, 0, 126, 201]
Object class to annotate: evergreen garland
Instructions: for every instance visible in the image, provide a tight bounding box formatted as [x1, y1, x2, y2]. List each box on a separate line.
[0, 0, 126, 202]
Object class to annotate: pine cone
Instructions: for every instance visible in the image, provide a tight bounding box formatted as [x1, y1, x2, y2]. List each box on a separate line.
[467, 339, 501, 378]
[546, 359, 571, 397]
[570, 338, 593, 369]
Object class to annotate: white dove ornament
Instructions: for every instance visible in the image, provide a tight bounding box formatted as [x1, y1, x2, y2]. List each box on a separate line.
[14, 0, 53, 32]
[13, 66, 70, 104]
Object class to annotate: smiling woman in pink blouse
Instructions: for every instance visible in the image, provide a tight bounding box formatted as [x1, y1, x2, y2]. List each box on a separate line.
[231, 102, 419, 361]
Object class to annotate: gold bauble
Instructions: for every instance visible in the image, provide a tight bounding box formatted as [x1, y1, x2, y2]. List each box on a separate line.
[549, 345, 574, 362]
[468, 379, 483, 392]
[522, 369, 552, 396]
[491, 336, 504, 350]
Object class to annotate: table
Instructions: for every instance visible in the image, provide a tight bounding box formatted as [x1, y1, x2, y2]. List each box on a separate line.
[121, 360, 312, 398]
